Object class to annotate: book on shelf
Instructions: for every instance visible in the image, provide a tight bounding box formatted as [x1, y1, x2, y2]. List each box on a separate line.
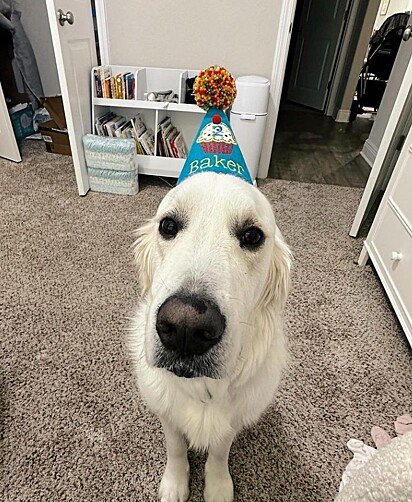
[125, 73, 135, 99]
[139, 129, 155, 156]
[156, 116, 187, 159]
[132, 113, 146, 137]
[131, 113, 147, 155]
[103, 77, 111, 98]
[114, 121, 130, 138]
[174, 132, 188, 158]
[93, 66, 135, 100]
[166, 127, 178, 157]
[93, 69, 102, 99]
[95, 111, 115, 135]
[95, 112, 151, 156]
[105, 115, 127, 137]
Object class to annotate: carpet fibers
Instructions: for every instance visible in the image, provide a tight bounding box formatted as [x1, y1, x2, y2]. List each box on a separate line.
[1, 143, 411, 501]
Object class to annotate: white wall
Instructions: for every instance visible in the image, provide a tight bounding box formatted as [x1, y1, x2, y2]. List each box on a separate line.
[103, 0, 285, 178]
[374, 0, 412, 29]
[104, 0, 280, 79]
[17, 0, 61, 96]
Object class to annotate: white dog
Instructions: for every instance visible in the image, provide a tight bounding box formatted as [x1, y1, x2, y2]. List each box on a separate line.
[130, 172, 292, 502]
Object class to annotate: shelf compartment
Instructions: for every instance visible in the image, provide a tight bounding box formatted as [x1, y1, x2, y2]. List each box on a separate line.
[91, 66, 207, 179]
[91, 65, 142, 100]
[179, 70, 199, 104]
[137, 155, 184, 178]
[135, 67, 182, 101]
[92, 105, 155, 138]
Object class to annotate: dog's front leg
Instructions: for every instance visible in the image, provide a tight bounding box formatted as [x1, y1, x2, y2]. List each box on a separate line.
[204, 434, 234, 502]
[158, 418, 190, 502]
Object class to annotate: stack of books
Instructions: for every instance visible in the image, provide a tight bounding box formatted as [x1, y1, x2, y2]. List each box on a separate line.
[94, 66, 135, 100]
[156, 116, 188, 159]
[95, 112, 155, 156]
[94, 113, 187, 159]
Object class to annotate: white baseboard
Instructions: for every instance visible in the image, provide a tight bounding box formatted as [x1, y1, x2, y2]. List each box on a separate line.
[360, 139, 378, 167]
[335, 109, 351, 123]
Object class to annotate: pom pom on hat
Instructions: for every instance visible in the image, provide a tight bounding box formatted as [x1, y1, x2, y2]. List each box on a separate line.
[193, 65, 237, 111]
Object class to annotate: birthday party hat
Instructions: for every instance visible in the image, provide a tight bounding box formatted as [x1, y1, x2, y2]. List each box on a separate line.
[177, 66, 253, 185]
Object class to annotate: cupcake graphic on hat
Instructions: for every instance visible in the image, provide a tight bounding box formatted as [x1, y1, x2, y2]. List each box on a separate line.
[196, 118, 236, 154]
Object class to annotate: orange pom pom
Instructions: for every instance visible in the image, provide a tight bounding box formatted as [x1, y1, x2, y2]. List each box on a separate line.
[193, 65, 237, 111]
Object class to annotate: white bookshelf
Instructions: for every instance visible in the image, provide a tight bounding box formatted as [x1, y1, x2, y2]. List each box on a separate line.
[91, 66, 204, 178]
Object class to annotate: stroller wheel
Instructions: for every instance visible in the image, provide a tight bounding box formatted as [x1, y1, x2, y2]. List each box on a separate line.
[349, 100, 361, 122]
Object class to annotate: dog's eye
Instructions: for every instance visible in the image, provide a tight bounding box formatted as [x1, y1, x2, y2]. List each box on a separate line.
[240, 227, 264, 248]
[159, 217, 179, 238]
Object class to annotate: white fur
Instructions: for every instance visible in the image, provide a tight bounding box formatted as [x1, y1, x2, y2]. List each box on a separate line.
[129, 173, 292, 502]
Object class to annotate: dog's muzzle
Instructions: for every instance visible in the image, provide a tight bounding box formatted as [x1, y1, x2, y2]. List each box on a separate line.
[154, 293, 226, 378]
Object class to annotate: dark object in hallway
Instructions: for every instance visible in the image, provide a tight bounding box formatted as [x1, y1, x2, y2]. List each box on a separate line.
[269, 103, 372, 188]
[351, 12, 409, 121]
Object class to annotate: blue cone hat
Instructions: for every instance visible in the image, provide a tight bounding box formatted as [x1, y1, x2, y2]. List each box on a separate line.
[177, 108, 253, 185]
[177, 66, 253, 185]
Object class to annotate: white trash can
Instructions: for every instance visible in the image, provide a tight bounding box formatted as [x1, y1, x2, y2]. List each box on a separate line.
[230, 76, 270, 180]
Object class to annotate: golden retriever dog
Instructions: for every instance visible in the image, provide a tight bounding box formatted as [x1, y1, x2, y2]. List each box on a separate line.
[130, 171, 292, 502]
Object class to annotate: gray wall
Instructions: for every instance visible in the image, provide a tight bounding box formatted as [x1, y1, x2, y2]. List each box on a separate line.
[18, 0, 61, 96]
[332, 0, 380, 121]
[105, 0, 280, 78]
[374, 0, 412, 28]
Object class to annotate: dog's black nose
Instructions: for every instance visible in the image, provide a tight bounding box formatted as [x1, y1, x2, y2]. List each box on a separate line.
[156, 294, 225, 357]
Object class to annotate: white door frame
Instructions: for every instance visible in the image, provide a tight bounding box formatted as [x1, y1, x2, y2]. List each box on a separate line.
[325, 0, 359, 117]
[0, 82, 21, 162]
[94, 0, 110, 65]
[257, 0, 297, 178]
[350, 54, 412, 237]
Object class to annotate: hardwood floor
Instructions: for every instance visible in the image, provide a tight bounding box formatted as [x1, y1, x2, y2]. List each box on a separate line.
[268, 103, 373, 188]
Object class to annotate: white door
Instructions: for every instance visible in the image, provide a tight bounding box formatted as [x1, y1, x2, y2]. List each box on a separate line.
[350, 19, 412, 237]
[46, 0, 97, 195]
[0, 82, 21, 162]
[287, 0, 350, 110]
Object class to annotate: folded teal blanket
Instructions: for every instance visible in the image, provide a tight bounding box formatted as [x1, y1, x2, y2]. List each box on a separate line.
[83, 134, 137, 172]
[88, 167, 138, 195]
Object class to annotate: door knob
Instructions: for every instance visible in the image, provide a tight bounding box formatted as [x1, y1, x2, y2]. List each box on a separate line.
[403, 26, 412, 41]
[58, 9, 74, 26]
[390, 251, 402, 262]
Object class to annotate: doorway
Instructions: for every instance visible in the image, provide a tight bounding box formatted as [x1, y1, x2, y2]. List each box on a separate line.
[268, 0, 388, 188]
[286, 0, 351, 112]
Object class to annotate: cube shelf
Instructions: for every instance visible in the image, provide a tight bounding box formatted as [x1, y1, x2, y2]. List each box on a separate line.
[91, 66, 204, 178]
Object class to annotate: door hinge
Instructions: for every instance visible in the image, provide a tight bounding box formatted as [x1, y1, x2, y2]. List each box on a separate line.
[344, 8, 350, 24]
[396, 134, 406, 151]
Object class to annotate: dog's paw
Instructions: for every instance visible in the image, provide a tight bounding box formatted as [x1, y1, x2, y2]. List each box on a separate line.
[204, 469, 233, 502]
[159, 463, 190, 502]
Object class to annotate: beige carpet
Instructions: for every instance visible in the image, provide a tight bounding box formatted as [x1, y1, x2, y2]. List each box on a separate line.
[1, 142, 411, 501]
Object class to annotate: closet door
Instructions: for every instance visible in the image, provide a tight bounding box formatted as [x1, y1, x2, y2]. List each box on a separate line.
[350, 16, 412, 236]
[46, 0, 97, 195]
[0, 82, 21, 162]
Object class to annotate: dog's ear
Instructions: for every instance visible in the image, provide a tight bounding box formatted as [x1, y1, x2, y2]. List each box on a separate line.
[258, 229, 292, 311]
[133, 219, 156, 297]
